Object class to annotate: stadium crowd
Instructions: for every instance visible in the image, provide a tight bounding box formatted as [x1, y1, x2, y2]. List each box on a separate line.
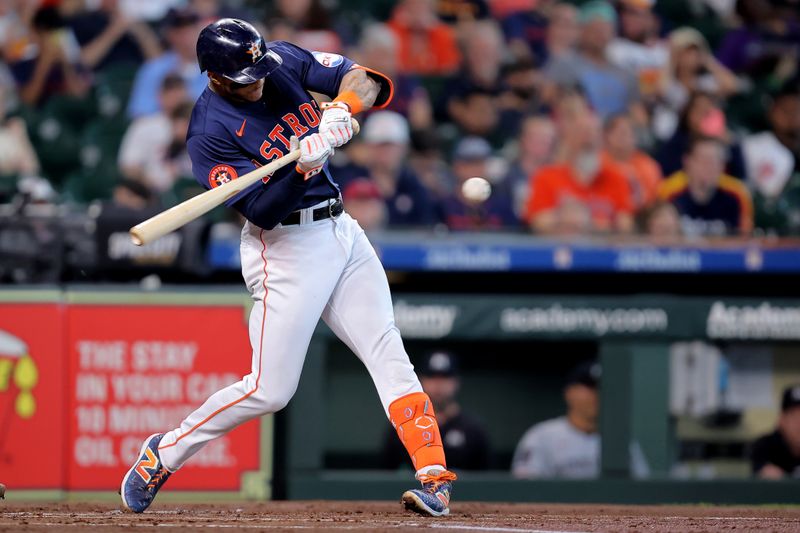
[1, 0, 799, 238]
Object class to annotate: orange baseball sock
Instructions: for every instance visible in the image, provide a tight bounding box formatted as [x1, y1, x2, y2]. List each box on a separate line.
[388, 392, 447, 472]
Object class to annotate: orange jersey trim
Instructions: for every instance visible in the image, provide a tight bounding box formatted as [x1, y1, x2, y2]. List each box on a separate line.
[351, 65, 394, 109]
[159, 229, 270, 451]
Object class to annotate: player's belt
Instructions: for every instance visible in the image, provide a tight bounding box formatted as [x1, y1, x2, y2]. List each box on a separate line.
[281, 198, 344, 226]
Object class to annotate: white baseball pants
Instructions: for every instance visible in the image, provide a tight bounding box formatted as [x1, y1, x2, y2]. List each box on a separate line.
[158, 208, 422, 470]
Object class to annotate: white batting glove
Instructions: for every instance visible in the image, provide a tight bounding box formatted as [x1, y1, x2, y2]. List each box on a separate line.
[291, 133, 333, 180]
[319, 101, 354, 147]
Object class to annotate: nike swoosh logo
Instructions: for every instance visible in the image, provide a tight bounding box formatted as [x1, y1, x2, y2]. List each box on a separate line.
[236, 119, 247, 137]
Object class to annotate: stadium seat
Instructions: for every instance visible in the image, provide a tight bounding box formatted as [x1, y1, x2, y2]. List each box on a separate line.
[93, 63, 140, 118]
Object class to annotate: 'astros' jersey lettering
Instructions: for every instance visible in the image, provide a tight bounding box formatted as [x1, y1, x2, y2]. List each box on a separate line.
[186, 41, 355, 227]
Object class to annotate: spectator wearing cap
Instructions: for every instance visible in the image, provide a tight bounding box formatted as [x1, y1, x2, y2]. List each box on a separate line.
[342, 179, 388, 231]
[338, 111, 436, 227]
[602, 112, 662, 210]
[387, 0, 461, 76]
[741, 81, 800, 203]
[447, 86, 502, 147]
[542, 0, 639, 119]
[511, 361, 649, 479]
[440, 136, 518, 230]
[751, 384, 800, 479]
[524, 92, 634, 234]
[65, 0, 162, 72]
[659, 136, 753, 237]
[381, 351, 491, 471]
[119, 74, 189, 189]
[606, 0, 668, 103]
[127, 7, 205, 118]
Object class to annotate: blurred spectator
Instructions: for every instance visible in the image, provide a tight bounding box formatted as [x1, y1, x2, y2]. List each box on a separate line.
[8, 5, 89, 107]
[342, 179, 388, 231]
[498, 57, 546, 121]
[742, 81, 800, 200]
[500, 0, 548, 62]
[118, 74, 188, 192]
[267, 0, 342, 53]
[500, 114, 556, 218]
[340, 111, 436, 226]
[543, 1, 639, 119]
[751, 384, 800, 479]
[657, 91, 746, 177]
[127, 7, 205, 118]
[512, 360, 647, 479]
[450, 20, 506, 93]
[64, 0, 162, 72]
[524, 94, 634, 234]
[717, 0, 800, 84]
[409, 129, 451, 202]
[607, 0, 669, 102]
[638, 201, 683, 240]
[542, 2, 579, 64]
[381, 351, 491, 471]
[353, 23, 433, 129]
[388, 0, 461, 76]
[652, 28, 739, 141]
[436, 0, 491, 24]
[190, 0, 253, 25]
[602, 112, 662, 210]
[659, 136, 753, 237]
[447, 86, 501, 145]
[440, 137, 517, 230]
[110, 177, 154, 211]
[0, 76, 40, 183]
[157, 101, 195, 192]
[116, 0, 183, 22]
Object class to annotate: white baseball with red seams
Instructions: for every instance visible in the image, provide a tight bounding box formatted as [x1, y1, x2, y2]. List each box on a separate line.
[156, 211, 423, 470]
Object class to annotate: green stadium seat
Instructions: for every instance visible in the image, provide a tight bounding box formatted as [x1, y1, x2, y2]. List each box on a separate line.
[94, 63, 140, 118]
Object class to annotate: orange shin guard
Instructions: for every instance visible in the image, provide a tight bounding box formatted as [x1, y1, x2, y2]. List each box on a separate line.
[388, 392, 446, 470]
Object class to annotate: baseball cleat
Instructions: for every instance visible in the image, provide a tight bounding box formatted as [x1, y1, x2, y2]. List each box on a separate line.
[120, 433, 172, 513]
[401, 469, 457, 517]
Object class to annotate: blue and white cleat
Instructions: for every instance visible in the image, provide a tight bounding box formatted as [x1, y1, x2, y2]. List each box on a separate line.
[401, 469, 457, 517]
[120, 433, 172, 513]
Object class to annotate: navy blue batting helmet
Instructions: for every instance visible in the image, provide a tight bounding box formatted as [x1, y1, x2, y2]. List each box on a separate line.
[196, 19, 282, 84]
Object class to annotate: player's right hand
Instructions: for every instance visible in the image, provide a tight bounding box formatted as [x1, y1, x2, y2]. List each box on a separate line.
[291, 133, 333, 180]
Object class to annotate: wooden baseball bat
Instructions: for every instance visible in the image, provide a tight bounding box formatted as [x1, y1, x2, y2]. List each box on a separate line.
[129, 119, 359, 246]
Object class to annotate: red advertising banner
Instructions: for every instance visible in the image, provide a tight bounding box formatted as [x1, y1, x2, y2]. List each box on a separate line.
[66, 304, 260, 491]
[0, 303, 66, 489]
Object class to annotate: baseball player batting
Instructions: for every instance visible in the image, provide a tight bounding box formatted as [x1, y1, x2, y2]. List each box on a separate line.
[120, 19, 456, 516]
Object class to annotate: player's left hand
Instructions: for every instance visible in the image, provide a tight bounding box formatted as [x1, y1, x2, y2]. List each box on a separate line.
[319, 101, 353, 148]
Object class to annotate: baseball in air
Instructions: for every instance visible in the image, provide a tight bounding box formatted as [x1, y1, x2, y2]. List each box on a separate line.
[461, 177, 492, 203]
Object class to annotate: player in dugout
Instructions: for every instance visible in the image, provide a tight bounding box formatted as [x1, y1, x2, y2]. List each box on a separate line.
[120, 19, 456, 517]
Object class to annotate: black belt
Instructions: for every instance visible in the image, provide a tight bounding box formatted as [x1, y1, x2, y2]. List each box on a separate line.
[281, 198, 344, 226]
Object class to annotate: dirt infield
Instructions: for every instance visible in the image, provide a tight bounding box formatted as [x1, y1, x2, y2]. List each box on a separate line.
[2, 501, 799, 532]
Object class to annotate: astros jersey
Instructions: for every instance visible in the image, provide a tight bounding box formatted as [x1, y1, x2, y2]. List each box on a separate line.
[660, 171, 754, 237]
[187, 41, 379, 229]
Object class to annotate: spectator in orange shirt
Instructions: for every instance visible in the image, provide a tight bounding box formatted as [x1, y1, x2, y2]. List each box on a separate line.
[524, 102, 634, 234]
[388, 0, 462, 76]
[602, 112, 662, 210]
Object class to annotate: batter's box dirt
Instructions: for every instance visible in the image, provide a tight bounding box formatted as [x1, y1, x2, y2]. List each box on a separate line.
[1, 501, 799, 532]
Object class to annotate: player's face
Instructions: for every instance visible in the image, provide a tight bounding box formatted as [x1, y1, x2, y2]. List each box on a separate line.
[565, 384, 599, 425]
[420, 376, 459, 411]
[780, 407, 800, 450]
[212, 74, 265, 103]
